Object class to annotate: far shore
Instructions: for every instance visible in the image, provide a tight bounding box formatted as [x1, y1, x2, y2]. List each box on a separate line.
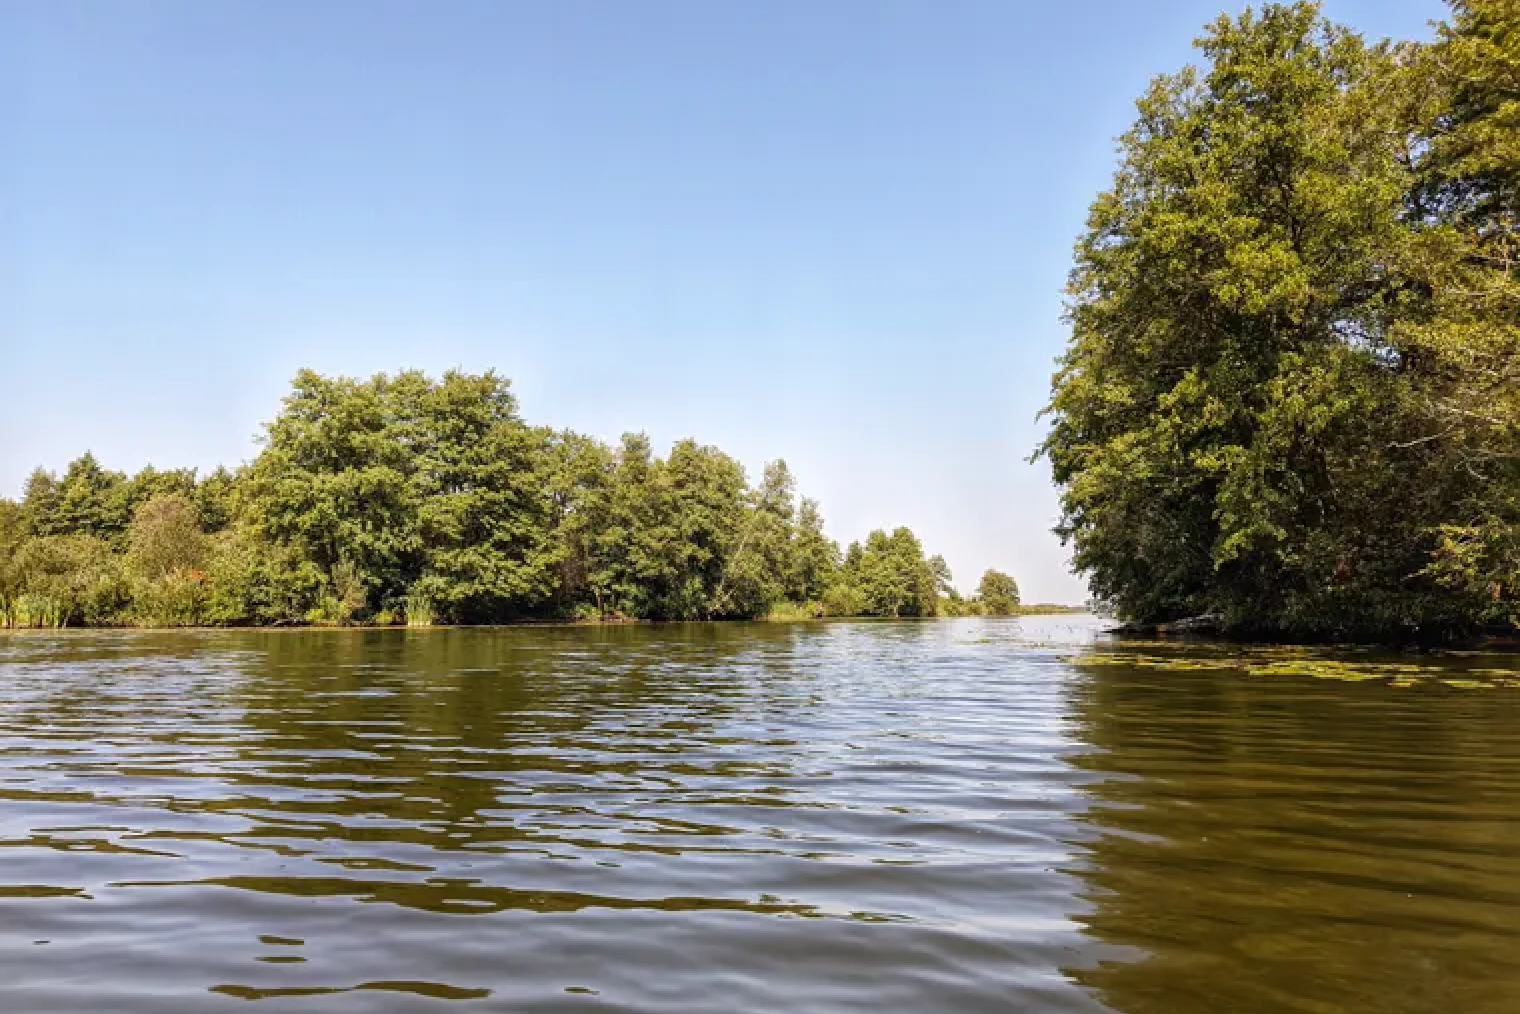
[0, 606, 1092, 635]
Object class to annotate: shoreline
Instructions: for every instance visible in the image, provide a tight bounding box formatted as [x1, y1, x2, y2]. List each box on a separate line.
[0, 607, 1092, 636]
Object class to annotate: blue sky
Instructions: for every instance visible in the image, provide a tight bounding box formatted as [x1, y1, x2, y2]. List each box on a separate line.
[5, 0, 1444, 603]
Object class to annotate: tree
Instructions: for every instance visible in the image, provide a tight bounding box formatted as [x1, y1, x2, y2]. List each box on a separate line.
[713, 459, 798, 618]
[5, 369, 956, 627]
[241, 368, 559, 623]
[839, 527, 938, 617]
[542, 430, 615, 616]
[928, 554, 954, 596]
[0, 499, 24, 624]
[1401, 0, 1520, 628]
[10, 534, 128, 627]
[126, 493, 207, 580]
[789, 497, 840, 605]
[1038, 1, 1509, 639]
[194, 466, 239, 533]
[404, 371, 557, 623]
[124, 493, 210, 626]
[591, 432, 665, 618]
[25, 453, 132, 544]
[243, 369, 417, 620]
[660, 439, 749, 619]
[977, 569, 1021, 616]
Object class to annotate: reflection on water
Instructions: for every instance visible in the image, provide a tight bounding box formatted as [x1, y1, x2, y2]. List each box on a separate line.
[1064, 642, 1520, 1014]
[0, 618, 1516, 1013]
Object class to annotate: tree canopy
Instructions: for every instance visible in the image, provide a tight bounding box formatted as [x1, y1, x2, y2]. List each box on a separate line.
[978, 570, 1022, 616]
[1039, 0, 1519, 641]
[1, 369, 1022, 628]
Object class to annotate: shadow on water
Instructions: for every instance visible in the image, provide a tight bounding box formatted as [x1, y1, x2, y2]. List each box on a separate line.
[1060, 643, 1520, 1014]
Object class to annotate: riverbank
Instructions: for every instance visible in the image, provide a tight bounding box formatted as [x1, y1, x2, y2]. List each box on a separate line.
[0, 607, 1092, 634]
[1107, 613, 1520, 649]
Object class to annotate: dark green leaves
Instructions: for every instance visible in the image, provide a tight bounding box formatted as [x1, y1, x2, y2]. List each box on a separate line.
[1040, 0, 1519, 641]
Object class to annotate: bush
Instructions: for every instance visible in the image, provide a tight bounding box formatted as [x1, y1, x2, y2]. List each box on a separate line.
[11, 534, 130, 626]
[203, 528, 323, 625]
[403, 591, 437, 627]
[821, 582, 864, 618]
[131, 570, 209, 627]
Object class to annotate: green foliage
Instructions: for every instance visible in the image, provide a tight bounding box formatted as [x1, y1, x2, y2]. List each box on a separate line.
[194, 467, 238, 533]
[977, 570, 1022, 616]
[821, 580, 865, 619]
[713, 459, 798, 619]
[0, 499, 26, 624]
[764, 600, 823, 622]
[125, 493, 210, 626]
[789, 497, 839, 603]
[202, 527, 323, 626]
[5, 369, 957, 627]
[25, 454, 130, 544]
[127, 494, 207, 580]
[130, 569, 209, 628]
[8, 534, 129, 627]
[1039, 0, 1520, 641]
[403, 589, 438, 627]
[829, 528, 939, 618]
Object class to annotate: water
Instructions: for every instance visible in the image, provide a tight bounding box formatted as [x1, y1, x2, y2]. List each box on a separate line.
[1, 616, 1517, 1013]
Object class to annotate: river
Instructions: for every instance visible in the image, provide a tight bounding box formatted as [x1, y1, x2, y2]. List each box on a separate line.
[1, 615, 1517, 1013]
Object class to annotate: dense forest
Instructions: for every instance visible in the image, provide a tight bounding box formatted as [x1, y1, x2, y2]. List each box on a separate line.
[1039, 0, 1519, 641]
[0, 369, 1027, 628]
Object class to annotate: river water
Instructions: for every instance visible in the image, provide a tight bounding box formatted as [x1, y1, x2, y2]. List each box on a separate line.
[1, 616, 1517, 1013]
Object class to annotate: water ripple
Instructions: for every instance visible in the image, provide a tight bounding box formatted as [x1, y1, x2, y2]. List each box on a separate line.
[1, 618, 1518, 1013]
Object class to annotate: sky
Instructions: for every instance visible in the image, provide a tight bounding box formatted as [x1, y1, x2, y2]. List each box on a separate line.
[4, 0, 1445, 603]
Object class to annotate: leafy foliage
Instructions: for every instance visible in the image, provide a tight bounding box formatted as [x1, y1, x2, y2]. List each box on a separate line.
[977, 570, 1022, 616]
[1039, 0, 1519, 641]
[3, 370, 999, 627]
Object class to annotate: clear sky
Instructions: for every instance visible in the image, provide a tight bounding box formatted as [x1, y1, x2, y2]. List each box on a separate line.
[5, 0, 1444, 603]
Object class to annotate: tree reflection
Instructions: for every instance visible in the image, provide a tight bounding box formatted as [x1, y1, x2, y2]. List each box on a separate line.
[1061, 649, 1520, 1014]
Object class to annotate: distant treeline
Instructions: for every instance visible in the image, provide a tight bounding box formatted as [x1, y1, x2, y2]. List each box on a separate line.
[1039, 1, 1519, 641]
[0, 369, 1024, 628]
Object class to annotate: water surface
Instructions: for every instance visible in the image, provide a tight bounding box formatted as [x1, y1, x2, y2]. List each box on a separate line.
[1, 617, 1517, 1012]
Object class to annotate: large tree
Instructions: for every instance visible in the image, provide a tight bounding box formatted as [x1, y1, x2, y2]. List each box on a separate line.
[242, 368, 556, 623]
[977, 570, 1021, 616]
[1039, 1, 1516, 639]
[1404, 0, 1520, 628]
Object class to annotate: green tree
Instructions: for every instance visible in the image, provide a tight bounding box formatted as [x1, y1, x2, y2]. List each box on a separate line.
[11, 534, 129, 627]
[713, 459, 798, 618]
[977, 569, 1021, 616]
[542, 430, 616, 616]
[1038, 1, 1505, 639]
[7, 369, 959, 628]
[202, 525, 323, 626]
[403, 371, 557, 623]
[243, 369, 417, 619]
[928, 555, 954, 598]
[126, 493, 208, 580]
[590, 432, 663, 618]
[124, 493, 210, 626]
[242, 368, 558, 623]
[660, 439, 749, 619]
[0, 499, 24, 624]
[124, 466, 197, 518]
[788, 497, 840, 605]
[841, 527, 937, 617]
[194, 466, 239, 533]
[25, 453, 132, 544]
[1400, 0, 1520, 627]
